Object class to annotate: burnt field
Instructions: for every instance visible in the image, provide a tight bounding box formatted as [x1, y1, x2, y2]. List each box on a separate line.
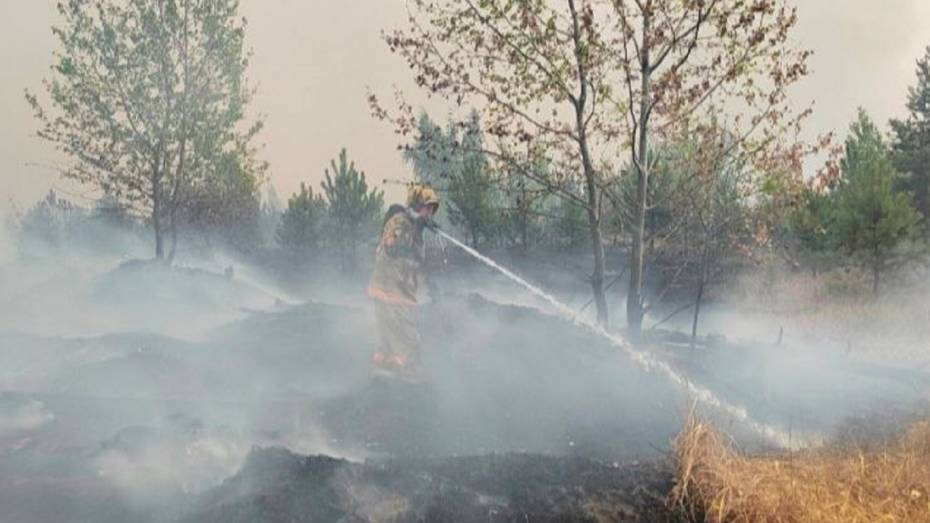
[0, 261, 928, 522]
[181, 448, 677, 523]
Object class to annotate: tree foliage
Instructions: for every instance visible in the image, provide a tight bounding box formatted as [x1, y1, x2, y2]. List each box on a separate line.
[373, 0, 820, 330]
[405, 112, 496, 248]
[27, 0, 265, 261]
[17, 190, 80, 255]
[627, 128, 755, 337]
[276, 182, 327, 259]
[831, 110, 922, 296]
[321, 149, 384, 273]
[405, 113, 451, 189]
[183, 154, 263, 253]
[445, 113, 496, 248]
[373, 0, 618, 325]
[555, 199, 589, 249]
[891, 46, 930, 226]
[497, 158, 551, 252]
[258, 184, 284, 248]
[13, 190, 146, 258]
[610, 0, 819, 336]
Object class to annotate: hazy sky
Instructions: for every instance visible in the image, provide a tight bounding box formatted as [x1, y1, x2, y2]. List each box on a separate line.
[3, 1, 930, 214]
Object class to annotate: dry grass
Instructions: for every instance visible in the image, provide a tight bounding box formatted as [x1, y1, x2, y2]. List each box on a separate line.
[670, 415, 930, 522]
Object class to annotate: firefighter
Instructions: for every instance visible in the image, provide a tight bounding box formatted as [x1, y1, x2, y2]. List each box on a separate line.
[367, 184, 440, 381]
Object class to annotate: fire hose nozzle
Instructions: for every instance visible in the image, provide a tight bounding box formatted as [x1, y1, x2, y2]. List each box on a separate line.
[422, 218, 441, 231]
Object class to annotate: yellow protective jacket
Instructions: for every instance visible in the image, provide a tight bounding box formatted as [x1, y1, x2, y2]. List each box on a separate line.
[368, 207, 425, 307]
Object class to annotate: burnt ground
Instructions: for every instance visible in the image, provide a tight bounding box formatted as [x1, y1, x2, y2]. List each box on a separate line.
[181, 447, 677, 523]
[0, 279, 686, 522]
[0, 261, 928, 522]
[320, 293, 684, 460]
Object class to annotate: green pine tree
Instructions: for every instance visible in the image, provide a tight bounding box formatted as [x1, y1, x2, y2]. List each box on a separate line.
[405, 111, 497, 248]
[891, 46, 930, 227]
[321, 149, 384, 274]
[446, 112, 496, 248]
[277, 183, 327, 259]
[832, 109, 922, 296]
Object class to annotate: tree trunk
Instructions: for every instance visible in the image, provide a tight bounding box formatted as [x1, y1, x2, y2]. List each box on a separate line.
[166, 2, 190, 267]
[154, 214, 165, 260]
[588, 215, 609, 326]
[627, 159, 648, 338]
[350, 238, 358, 275]
[916, 170, 929, 225]
[627, 7, 652, 340]
[167, 205, 179, 265]
[569, 0, 607, 326]
[153, 177, 165, 261]
[690, 244, 710, 351]
[871, 238, 881, 298]
[579, 131, 607, 326]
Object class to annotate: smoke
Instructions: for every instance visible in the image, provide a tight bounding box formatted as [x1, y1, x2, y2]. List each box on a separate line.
[0, 396, 54, 434]
[0, 214, 13, 266]
[0, 211, 927, 522]
[0, 222, 286, 340]
[436, 230, 816, 448]
[0, 215, 396, 523]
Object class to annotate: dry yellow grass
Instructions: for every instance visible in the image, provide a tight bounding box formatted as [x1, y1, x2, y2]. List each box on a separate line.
[670, 415, 930, 522]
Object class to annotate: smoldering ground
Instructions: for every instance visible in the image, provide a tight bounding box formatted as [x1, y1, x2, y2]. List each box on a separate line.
[0, 223, 928, 522]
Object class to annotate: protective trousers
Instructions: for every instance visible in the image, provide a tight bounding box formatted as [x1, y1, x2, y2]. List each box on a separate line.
[372, 298, 421, 377]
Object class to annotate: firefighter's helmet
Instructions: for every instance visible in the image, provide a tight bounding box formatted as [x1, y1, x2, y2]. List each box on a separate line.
[406, 184, 440, 211]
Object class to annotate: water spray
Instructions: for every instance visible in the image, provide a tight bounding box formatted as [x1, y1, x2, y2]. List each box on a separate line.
[434, 228, 821, 450]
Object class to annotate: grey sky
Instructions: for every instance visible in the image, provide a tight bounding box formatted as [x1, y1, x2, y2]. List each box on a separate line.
[3, 1, 930, 214]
